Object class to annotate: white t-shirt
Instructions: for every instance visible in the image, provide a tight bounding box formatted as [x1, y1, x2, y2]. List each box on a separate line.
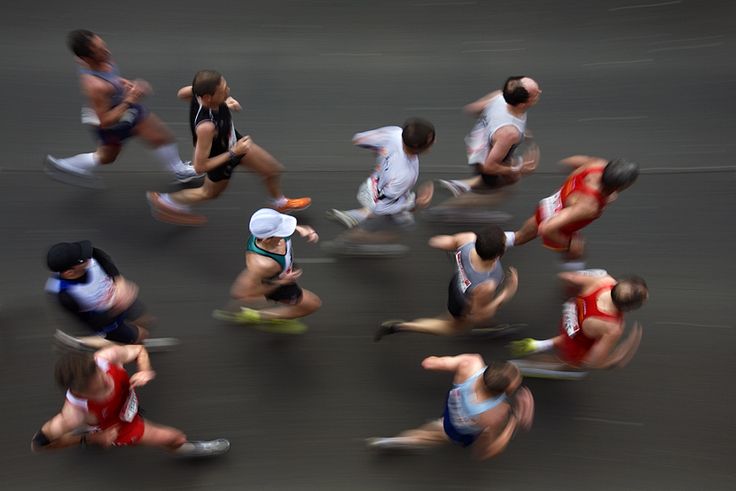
[464, 94, 526, 166]
[352, 126, 419, 215]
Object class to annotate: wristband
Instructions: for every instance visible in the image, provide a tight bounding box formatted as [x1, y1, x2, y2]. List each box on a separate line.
[228, 150, 241, 165]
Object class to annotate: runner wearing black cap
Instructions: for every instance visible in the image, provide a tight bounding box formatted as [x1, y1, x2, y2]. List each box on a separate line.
[45, 241, 166, 348]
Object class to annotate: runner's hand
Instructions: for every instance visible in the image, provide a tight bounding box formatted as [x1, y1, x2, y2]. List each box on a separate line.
[87, 425, 120, 448]
[296, 225, 319, 243]
[110, 278, 138, 313]
[233, 136, 251, 156]
[130, 369, 156, 388]
[277, 269, 303, 283]
[226, 97, 242, 111]
[502, 267, 519, 299]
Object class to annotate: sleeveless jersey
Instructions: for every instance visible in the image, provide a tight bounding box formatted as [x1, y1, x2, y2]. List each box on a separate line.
[246, 235, 293, 277]
[537, 165, 608, 235]
[190, 98, 237, 156]
[445, 367, 508, 437]
[65, 357, 144, 445]
[465, 94, 526, 166]
[79, 63, 124, 108]
[557, 282, 623, 365]
[453, 242, 504, 297]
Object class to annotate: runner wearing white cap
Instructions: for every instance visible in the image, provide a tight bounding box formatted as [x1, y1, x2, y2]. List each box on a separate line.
[212, 208, 321, 333]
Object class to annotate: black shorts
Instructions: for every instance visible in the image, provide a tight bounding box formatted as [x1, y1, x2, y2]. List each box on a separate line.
[207, 130, 243, 182]
[97, 299, 146, 344]
[470, 163, 506, 189]
[447, 275, 469, 319]
[266, 283, 303, 305]
[94, 103, 148, 146]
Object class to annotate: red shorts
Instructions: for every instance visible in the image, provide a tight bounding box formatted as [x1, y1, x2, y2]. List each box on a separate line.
[555, 322, 593, 367]
[535, 206, 571, 251]
[112, 415, 145, 446]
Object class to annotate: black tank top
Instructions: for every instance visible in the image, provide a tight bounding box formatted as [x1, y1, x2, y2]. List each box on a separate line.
[189, 98, 236, 157]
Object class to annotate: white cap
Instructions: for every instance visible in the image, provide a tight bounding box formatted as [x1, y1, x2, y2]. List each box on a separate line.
[249, 208, 297, 238]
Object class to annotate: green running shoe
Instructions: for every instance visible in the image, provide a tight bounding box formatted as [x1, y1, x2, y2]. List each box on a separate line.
[508, 338, 538, 357]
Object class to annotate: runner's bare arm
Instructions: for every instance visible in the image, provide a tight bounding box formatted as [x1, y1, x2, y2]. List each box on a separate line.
[472, 415, 517, 460]
[428, 232, 475, 251]
[538, 197, 599, 238]
[32, 403, 87, 452]
[480, 127, 522, 176]
[82, 76, 140, 128]
[177, 85, 193, 100]
[421, 354, 482, 372]
[192, 123, 250, 174]
[580, 320, 622, 368]
[469, 268, 518, 320]
[558, 270, 610, 290]
[463, 90, 501, 116]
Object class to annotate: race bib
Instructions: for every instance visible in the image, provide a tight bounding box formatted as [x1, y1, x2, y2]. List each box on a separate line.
[539, 190, 562, 222]
[562, 301, 580, 338]
[119, 389, 139, 422]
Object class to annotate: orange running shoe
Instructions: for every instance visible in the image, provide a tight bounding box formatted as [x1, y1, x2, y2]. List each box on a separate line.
[274, 196, 312, 213]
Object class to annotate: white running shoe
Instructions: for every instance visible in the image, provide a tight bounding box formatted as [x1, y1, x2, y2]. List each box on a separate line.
[325, 209, 362, 229]
[178, 439, 231, 457]
[174, 161, 204, 183]
[437, 179, 469, 198]
[142, 337, 181, 352]
[45, 155, 94, 178]
[366, 437, 425, 451]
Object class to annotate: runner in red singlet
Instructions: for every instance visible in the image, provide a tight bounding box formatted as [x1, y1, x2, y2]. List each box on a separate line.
[31, 345, 229, 457]
[509, 269, 648, 370]
[506, 155, 639, 262]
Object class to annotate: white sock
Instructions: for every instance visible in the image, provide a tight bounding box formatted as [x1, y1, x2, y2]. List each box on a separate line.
[160, 193, 191, 212]
[504, 231, 516, 247]
[153, 143, 185, 172]
[531, 339, 554, 352]
[60, 152, 100, 171]
[560, 261, 586, 271]
[272, 195, 287, 207]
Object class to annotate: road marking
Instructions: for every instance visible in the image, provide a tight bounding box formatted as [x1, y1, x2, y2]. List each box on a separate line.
[609, 1, 682, 12]
[298, 258, 337, 264]
[578, 116, 648, 122]
[648, 42, 723, 53]
[320, 52, 383, 57]
[574, 417, 644, 426]
[655, 321, 733, 329]
[461, 48, 526, 53]
[583, 58, 653, 67]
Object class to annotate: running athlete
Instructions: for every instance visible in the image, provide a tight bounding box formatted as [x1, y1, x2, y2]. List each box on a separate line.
[31, 345, 229, 457]
[212, 208, 321, 333]
[45, 30, 200, 185]
[505, 155, 640, 264]
[45, 240, 174, 350]
[509, 269, 648, 372]
[375, 226, 518, 340]
[323, 119, 435, 252]
[146, 70, 311, 225]
[437, 76, 541, 197]
[367, 355, 533, 460]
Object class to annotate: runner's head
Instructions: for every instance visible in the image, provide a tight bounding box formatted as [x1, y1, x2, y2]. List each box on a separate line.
[483, 361, 522, 395]
[601, 158, 639, 194]
[67, 30, 110, 63]
[611, 275, 648, 312]
[55, 351, 100, 394]
[474, 225, 506, 261]
[192, 70, 229, 106]
[249, 208, 297, 239]
[402, 118, 435, 154]
[47, 240, 93, 279]
[503, 76, 542, 107]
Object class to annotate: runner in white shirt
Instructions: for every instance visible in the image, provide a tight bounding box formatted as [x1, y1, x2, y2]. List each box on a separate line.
[437, 76, 541, 197]
[325, 119, 435, 245]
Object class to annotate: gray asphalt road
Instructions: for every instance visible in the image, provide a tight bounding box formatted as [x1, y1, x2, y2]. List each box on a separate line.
[2, 0, 735, 489]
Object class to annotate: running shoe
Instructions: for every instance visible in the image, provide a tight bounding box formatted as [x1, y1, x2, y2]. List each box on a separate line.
[178, 439, 231, 457]
[437, 179, 469, 197]
[325, 209, 361, 229]
[508, 338, 539, 357]
[146, 192, 207, 226]
[366, 437, 425, 451]
[45, 155, 94, 178]
[260, 318, 308, 335]
[274, 197, 312, 213]
[53, 330, 95, 352]
[174, 161, 205, 183]
[44, 155, 105, 189]
[374, 320, 403, 342]
[142, 337, 181, 352]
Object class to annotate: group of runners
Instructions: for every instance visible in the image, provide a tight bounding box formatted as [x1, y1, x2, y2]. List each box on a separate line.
[34, 29, 649, 461]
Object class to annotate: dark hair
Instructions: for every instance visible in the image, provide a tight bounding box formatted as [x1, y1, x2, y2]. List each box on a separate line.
[401, 118, 435, 152]
[192, 70, 223, 97]
[601, 159, 639, 193]
[474, 225, 506, 261]
[67, 30, 96, 58]
[483, 361, 519, 393]
[611, 276, 648, 312]
[502, 76, 530, 106]
[55, 352, 98, 393]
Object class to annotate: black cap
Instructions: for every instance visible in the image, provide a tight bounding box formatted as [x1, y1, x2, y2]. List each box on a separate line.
[46, 241, 93, 272]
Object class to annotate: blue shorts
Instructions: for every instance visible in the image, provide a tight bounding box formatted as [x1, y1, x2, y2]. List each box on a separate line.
[442, 393, 479, 447]
[94, 103, 148, 146]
